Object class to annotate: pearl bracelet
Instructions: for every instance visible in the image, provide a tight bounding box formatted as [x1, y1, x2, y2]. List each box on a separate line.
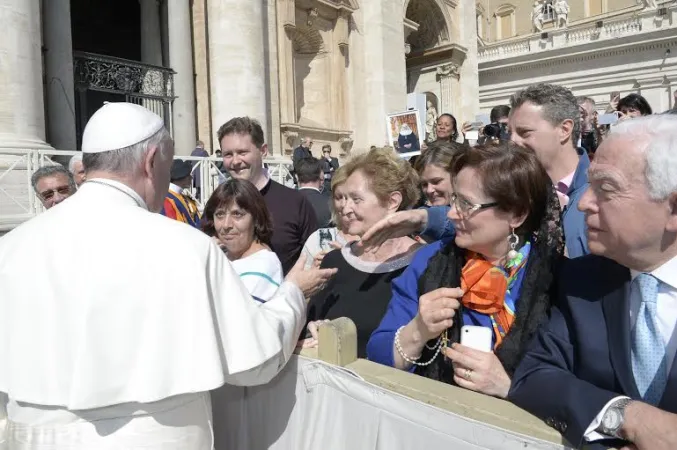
[394, 326, 443, 366]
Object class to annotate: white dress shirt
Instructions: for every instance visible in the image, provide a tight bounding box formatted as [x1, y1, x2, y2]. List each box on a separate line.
[585, 254, 677, 441]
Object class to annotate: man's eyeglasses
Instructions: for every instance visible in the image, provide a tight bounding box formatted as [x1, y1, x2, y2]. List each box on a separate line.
[39, 186, 72, 201]
[450, 192, 498, 216]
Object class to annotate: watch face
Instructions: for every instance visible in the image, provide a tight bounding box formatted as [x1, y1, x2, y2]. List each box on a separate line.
[602, 408, 621, 431]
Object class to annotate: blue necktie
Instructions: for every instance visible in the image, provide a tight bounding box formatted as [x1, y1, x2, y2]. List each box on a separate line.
[631, 273, 667, 405]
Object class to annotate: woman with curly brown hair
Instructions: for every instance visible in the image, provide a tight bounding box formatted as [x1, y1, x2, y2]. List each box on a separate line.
[302, 148, 422, 356]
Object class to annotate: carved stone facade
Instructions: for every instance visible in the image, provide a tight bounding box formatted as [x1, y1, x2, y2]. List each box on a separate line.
[0, 0, 480, 159]
[269, 0, 479, 157]
[404, 0, 480, 140]
[478, 0, 677, 116]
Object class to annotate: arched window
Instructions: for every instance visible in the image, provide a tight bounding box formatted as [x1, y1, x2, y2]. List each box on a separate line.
[406, 0, 450, 52]
[494, 4, 516, 40]
[476, 3, 486, 39]
[542, 1, 555, 23]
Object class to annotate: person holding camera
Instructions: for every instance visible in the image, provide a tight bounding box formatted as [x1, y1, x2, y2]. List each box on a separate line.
[477, 105, 511, 144]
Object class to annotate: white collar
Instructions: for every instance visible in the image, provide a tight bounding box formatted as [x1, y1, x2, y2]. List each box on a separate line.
[86, 178, 148, 210]
[298, 186, 321, 192]
[630, 253, 677, 290]
[169, 183, 184, 195]
[340, 241, 415, 274]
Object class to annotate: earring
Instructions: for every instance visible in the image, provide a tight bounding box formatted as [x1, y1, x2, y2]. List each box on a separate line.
[507, 228, 519, 264]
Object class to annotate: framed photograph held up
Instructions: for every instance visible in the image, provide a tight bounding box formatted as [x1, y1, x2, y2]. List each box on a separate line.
[385, 110, 424, 156]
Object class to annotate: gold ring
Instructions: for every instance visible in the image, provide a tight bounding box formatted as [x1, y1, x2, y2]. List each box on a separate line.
[464, 368, 473, 381]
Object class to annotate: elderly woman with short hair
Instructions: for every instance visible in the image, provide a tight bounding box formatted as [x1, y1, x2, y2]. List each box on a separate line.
[202, 178, 283, 303]
[301, 165, 359, 269]
[303, 148, 421, 356]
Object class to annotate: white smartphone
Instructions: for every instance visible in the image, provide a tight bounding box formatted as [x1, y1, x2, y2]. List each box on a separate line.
[460, 325, 492, 352]
[598, 112, 619, 126]
[465, 130, 479, 141]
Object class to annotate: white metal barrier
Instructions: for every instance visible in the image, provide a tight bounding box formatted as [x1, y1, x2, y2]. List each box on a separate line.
[0, 149, 295, 232]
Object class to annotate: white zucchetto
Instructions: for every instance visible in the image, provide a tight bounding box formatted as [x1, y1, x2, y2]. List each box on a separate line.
[82, 102, 165, 153]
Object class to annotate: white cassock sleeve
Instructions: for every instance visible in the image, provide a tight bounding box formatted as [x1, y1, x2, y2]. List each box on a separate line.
[206, 241, 306, 386]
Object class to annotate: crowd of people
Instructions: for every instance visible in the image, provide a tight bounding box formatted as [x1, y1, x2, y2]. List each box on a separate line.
[2, 83, 677, 449]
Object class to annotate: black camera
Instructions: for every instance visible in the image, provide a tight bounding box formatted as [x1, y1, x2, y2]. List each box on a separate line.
[483, 122, 510, 141]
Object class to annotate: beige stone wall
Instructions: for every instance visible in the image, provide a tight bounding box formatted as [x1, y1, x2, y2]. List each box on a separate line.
[191, 0, 479, 156]
[191, 0, 213, 152]
[478, 0, 640, 42]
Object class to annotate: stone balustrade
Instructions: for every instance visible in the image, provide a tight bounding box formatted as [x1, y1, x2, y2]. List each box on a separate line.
[478, 3, 674, 63]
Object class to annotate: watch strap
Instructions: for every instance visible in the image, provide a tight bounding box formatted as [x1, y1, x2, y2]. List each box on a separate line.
[599, 397, 633, 438]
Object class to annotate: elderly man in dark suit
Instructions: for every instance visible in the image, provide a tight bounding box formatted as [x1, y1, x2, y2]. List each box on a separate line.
[509, 115, 677, 450]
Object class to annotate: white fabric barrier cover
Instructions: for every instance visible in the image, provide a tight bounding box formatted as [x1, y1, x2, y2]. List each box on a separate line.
[212, 356, 571, 450]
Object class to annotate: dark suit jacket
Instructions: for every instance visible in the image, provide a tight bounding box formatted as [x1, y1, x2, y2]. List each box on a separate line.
[508, 255, 677, 449]
[292, 146, 312, 170]
[298, 188, 332, 228]
[322, 157, 339, 174]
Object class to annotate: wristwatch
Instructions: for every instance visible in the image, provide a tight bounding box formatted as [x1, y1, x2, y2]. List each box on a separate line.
[598, 398, 633, 439]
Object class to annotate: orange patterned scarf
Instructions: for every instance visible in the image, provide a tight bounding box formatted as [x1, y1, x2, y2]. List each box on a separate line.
[460, 252, 514, 348]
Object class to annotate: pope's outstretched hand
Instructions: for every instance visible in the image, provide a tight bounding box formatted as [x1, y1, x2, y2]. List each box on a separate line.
[286, 254, 337, 297]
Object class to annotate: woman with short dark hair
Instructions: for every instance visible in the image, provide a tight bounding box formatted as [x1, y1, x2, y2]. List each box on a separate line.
[368, 142, 564, 399]
[202, 178, 282, 303]
[617, 93, 653, 118]
[433, 113, 462, 144]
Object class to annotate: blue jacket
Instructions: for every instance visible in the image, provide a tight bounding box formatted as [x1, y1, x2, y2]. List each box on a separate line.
[420, 206, 453, 241]
[420, 149, 591, 258]
[367, 237, 529, 367]
[366, 239, 451, 367]
[561, 150, 590, 258]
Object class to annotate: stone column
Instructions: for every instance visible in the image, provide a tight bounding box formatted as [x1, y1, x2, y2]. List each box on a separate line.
[357, 1, 407, 148]
[139, 0, 164, 121]
[457, 0, 479, 122]
[333, 12, 350, 131]
[277, 0, 297, 126]
[436, 64, 460, 116]
[167, 0, 197, 156]
[43, 0, 77, 150]
[208, 0, 270, 145]
[140, 0, 163, 66]
[191, 0, 213, 150]
[0, 0, 50, 149]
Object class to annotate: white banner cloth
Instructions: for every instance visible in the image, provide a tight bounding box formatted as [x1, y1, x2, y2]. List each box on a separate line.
[212, 356, 572, 450]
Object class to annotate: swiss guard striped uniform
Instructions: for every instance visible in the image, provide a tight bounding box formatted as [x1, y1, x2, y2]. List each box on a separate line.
[161, 184, 201, 228]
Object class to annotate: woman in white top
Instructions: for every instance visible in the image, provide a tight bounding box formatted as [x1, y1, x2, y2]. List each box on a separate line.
[202, 179, 283, 302]
[302, 165, 359, 268]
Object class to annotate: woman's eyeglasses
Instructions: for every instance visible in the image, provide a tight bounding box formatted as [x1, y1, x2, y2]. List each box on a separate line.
[450, 192, 498, 216]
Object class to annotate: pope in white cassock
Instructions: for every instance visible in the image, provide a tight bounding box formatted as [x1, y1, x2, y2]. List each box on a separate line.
[0, 103, 335, 449]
